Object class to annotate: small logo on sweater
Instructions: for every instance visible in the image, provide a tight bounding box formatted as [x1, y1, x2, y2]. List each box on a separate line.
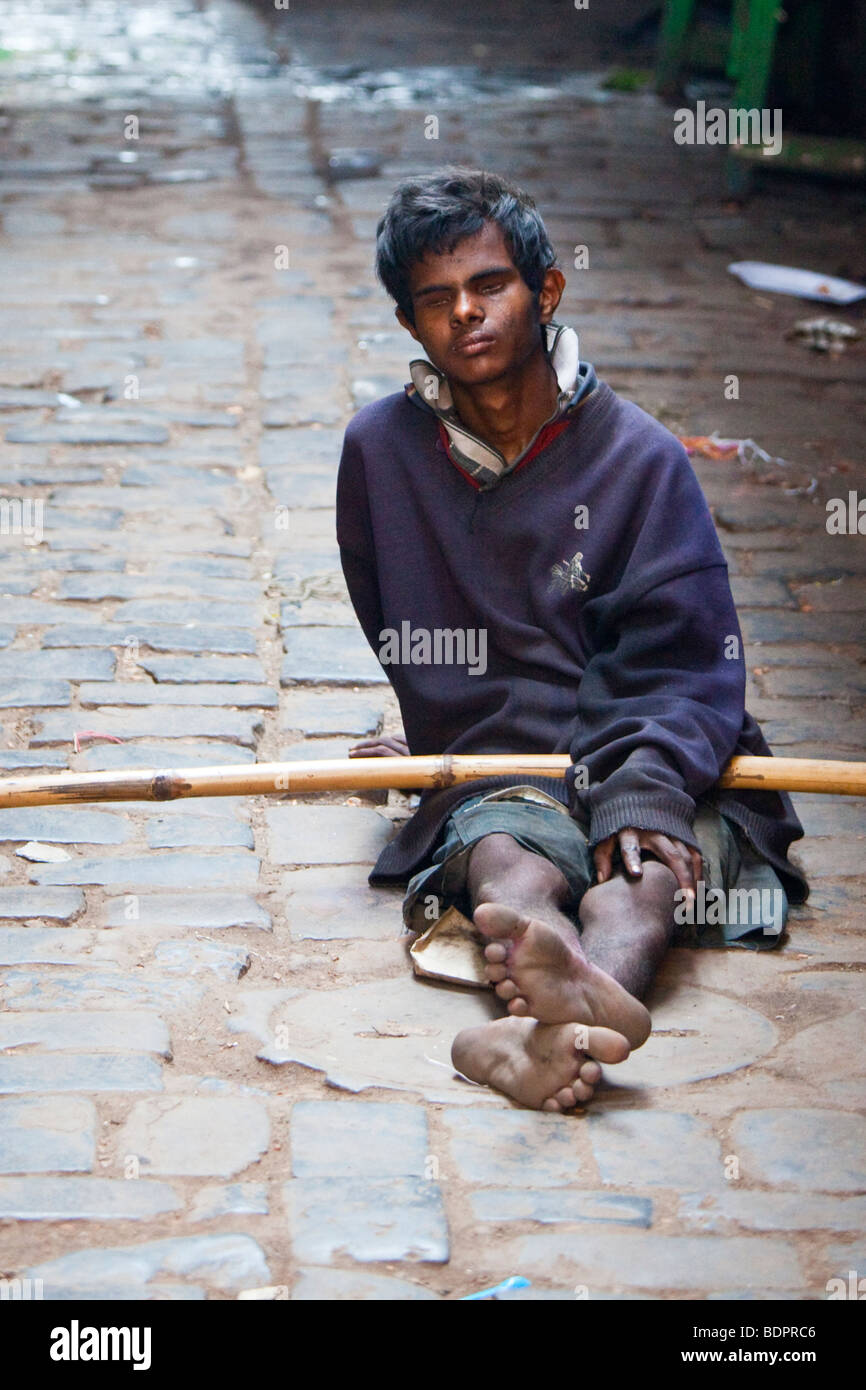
[549, 551, 590, 595]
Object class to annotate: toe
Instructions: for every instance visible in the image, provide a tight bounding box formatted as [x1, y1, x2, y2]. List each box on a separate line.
[572, 1077, 594, 1102]
[585, 1025, 631, 1065]
[485, 963, 508, 983]
[579, 1059, 602, 1085]
[541, 1097, 562, 1112]
[507, 997, 529, 1016]
[495, 979, 520, 1001]
[554, 1086, 576, 1109]
[484, 942, 507, 963]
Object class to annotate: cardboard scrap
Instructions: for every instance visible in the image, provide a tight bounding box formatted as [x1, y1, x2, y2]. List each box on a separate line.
[410, 905, 490, 989]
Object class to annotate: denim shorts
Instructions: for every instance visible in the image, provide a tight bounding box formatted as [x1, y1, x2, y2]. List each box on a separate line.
[402, 785, 788, 950]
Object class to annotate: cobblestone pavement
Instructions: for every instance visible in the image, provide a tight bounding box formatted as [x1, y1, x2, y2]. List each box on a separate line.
[0, 0, 864, 1301]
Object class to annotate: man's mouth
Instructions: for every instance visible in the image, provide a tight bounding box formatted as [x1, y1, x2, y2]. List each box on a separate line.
[453, 333, 497, 356]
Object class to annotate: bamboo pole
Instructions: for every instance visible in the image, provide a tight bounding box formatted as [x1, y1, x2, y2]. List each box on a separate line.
[0, 754, 863, 809]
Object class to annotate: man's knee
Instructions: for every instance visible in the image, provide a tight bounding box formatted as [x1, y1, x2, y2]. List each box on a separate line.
[467, 832, 569, 906]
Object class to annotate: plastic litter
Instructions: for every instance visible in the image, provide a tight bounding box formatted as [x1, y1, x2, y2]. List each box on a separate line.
[462, 1276, 532, 1300]
[73, 730, 125, 753]
[16, 841, 71, 863]
[786, 318, 861, 353]
[728, 261, 866, 305]
[679, 434, 817, 497]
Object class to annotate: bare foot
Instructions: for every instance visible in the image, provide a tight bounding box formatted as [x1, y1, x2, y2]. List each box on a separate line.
[474, 901, 651, 1047]
[452, 1016, 631, 1111]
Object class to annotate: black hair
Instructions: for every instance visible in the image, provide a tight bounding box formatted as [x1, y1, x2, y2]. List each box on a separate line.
[375, 167, 558, 325]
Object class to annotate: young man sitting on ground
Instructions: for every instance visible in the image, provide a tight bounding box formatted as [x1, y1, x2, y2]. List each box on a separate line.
[336, 167, 808, 1112]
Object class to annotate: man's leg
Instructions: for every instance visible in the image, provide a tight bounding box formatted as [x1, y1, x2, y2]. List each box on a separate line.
[451, 830, 677, 1111]
[468, 830, 675, 1041]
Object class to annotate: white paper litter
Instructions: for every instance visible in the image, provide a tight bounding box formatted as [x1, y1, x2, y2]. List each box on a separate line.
[728, 261, 866, 305]
[15, 841, 72, 863]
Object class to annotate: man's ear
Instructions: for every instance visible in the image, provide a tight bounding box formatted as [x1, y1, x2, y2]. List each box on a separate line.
[537, 267, 566, 326]
[395, 306, 422, 343]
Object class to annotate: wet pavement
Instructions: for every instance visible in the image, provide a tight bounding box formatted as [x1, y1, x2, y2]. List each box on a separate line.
[0, 0, 864, 1301]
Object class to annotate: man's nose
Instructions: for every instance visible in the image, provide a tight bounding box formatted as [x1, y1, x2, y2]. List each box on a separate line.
[451, 289, 483, 324]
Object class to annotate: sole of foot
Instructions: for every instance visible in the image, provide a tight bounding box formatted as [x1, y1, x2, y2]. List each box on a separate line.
[452, 1016, 631, 1111]
[474, 900, 651, 1047]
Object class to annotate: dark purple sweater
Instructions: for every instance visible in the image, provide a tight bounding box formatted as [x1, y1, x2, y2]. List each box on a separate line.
[336, 372, 808, 903]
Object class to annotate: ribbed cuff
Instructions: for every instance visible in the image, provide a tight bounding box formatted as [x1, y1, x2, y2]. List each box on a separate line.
[587, 794, 698, 850]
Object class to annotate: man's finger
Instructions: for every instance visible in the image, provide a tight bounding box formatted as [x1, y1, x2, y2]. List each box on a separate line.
[593, 837, 614, 884]
[618, 829, 643, 877]
[650, 834, 697, 897]
[348, 735, 409, 757]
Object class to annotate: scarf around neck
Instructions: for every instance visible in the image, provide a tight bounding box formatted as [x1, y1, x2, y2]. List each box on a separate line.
[404, 321, 596, 490]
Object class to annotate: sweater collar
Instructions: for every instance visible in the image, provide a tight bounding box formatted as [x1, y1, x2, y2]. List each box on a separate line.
[405, 322, 596, 490]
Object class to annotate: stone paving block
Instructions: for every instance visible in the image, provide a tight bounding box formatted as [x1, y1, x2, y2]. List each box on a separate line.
[282, 865, 403, 940]
[469, 1190, 653, 1227]
[281, 627, 387, 685]
[42, 624, 258, 654]
[0, 751, 68, 771]
[0, 649, 115, 681]
[273, 550, 342, 582]
[6, 420, 170, 444]
[0, 1055, 163, 1094]
[43, 509, 125, 533]
[1, 968, 205, 1013]
[443, 1108, 587, 1188]
[0, 927, 93, 965]
[144, 815, 254, 849]
[0, 808, 128, 845]
[189, 1182, 269, 1221]
[31, 707, 263, 747]
[280, 737, 359, 761]
[292, 1267, 440, 1300]
[100, 892, 269, 931]
[26, 1284, 206, 1301]
[0, 681, 71, 708]
[0, 1096, 95, 1174]
[140, 655, 266, 683]
[266, 805, 394, 865]
[113, 599, 259, 628]
[790, 839, 866, 878]
[730, 1109, 866, 1192]
[79, 682, 276, 708]
[32, 850, 260, 889]
[762, 667, 866, 697]
[501, 1232, 803, 1292]
[788, 797, 866, 837]
[263, 400, 343, 428]
[28, 1234, 270, 1293]
[0, 887, 84, 920]
[279, 690, 383, 735]
[264, 472, 337, 509]
[0, 1177, 181, 1220]
[730, 578, 795, 608]
[678, 1190, 866, 1234]
[0, 1011, 170, 1056]
[119, 1096, 269, 1177]
[153, 940, 250, 980]
[760, 720, 866, 751]
[287, 1177, 449, 1263]
[76, 742, 255, 770]
[822, 1242, 866, 1289]
[280, 600, 356, 627]
[291, 1100, 429, 1178]
[588, 1111, 724, 1190]
[741, 611, 865, 644]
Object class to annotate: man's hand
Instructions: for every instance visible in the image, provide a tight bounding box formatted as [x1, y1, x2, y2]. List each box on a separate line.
[594, 827, 702, 900]
[348, 734, 410, 758]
